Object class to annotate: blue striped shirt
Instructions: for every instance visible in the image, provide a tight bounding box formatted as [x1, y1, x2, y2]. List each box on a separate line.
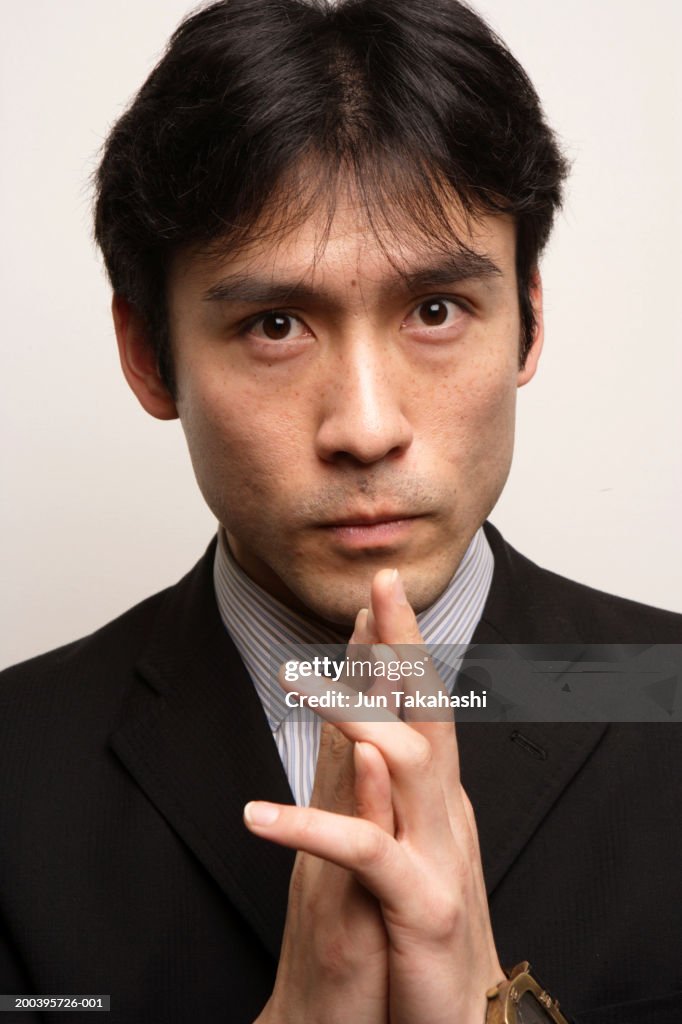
[213, 528, 493, 805]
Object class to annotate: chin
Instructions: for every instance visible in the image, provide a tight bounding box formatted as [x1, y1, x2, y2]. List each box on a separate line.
[294, 582, 372, 629]
[292, 560, 455, 628]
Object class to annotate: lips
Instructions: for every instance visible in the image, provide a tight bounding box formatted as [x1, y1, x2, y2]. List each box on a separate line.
[321, 512, 419, 528]
[318, 513, 423, 551]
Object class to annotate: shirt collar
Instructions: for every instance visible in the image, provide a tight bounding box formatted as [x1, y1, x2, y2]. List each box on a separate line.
[213, 527, 493, 730]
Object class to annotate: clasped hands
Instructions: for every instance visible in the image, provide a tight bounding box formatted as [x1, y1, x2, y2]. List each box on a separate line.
[246, 569, 504, 1024]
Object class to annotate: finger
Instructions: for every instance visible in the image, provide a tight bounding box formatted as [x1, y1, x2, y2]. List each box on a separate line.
[369, 568, 423, 645]
[308, 609, 363, 814]
[354, 644, 403, 717]
[354, 741, 394, 835]
[352, 607, 377, 645]
[365, 603, 382, 644]
[371, 642, 462, 801]
[369, 569, 463, 806]
[304, 725, 356, 900]
[352, 607, 403, 718]
[243, 800, 405, 906]
[309, 722, 355, 813]
[345, 606, 382, 706]
[279, 669, 452, 844]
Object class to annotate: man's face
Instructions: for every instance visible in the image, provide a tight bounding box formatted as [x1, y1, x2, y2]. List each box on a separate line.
[164, 196, 541, 627]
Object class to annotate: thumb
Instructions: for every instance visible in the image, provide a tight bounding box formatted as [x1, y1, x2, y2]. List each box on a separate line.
[309, 722, 355, 813]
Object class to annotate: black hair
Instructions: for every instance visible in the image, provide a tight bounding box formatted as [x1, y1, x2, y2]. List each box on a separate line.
[94, 0, 568, 395]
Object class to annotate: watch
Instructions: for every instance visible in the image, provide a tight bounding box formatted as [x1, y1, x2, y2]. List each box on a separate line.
[485, 962, 571, 1023]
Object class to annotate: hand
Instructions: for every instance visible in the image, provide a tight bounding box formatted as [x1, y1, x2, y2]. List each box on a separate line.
[247, 569, 504, 1024]
[250, 615, 390, 1024]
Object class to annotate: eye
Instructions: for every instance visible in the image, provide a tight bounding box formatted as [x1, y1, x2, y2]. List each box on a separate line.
[246, 312, 311, 342]
[403, 298, 466, 330]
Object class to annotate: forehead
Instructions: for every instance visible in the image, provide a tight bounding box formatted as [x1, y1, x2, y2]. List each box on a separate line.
[170, 184, 517, 300]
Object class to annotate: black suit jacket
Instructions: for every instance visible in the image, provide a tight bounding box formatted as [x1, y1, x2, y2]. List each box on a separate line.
[1, 523, 681, 1023]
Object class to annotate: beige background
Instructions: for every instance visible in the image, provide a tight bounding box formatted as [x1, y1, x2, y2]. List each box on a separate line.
[1, 0, 681, 668]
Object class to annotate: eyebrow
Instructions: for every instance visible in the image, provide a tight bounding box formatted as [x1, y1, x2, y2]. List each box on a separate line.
[201, 250, 502, 307]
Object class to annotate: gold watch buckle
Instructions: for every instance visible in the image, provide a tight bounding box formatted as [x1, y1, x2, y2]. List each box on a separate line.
[485, 962, 570, 1023]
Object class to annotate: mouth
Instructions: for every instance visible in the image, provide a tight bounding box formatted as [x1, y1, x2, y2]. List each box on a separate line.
[319, 512, 424, 550]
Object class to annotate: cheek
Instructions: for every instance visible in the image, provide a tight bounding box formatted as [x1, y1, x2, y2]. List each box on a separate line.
[179, 374, 301, 512]
[429, 358, 517, 468]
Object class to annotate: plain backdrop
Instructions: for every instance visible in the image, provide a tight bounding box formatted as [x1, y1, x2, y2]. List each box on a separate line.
[1, 0, 680, 669]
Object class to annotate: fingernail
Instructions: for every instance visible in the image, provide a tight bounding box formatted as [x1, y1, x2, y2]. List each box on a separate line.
[353, 741, 368, 776]
[244, 801, 280, 827]
[350, 608, 368, 644]
[391, 569, 407, 605]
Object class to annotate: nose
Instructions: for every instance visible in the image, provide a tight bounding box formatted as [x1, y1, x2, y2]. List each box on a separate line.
[314, 338, 413, 465]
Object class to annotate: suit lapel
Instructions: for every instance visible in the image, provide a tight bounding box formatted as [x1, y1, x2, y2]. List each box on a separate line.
[109, 542, 295, 961]
[457, 524, 608, 894]
[457, 715, 606, 895]
[109, 525, 610, 951]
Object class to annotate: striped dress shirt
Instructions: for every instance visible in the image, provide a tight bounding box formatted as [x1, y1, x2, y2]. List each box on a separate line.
[213, 528, 493, 806]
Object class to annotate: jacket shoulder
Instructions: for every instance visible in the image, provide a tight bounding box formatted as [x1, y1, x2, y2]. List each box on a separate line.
[529, 562, 680, 640]
[482, 522, 682, 642]
[0, 585, 169, 698]
[1, 540, 217, 708]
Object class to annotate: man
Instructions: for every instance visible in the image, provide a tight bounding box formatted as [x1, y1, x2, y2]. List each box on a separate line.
[1, 1, 680, 1022]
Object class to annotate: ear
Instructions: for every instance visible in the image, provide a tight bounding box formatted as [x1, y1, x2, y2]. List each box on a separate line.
[517, 269, 544, 388]
[112, 294, 178, 420]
